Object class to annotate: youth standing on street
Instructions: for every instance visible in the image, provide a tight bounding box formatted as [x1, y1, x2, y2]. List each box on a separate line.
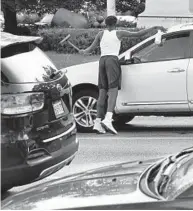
[79, 16, 164, 134]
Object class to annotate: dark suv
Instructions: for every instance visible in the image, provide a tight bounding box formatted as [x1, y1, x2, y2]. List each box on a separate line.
[1, 32, 79, 192]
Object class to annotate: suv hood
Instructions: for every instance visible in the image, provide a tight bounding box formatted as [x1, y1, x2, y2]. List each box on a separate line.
[2, 158, 162, 210]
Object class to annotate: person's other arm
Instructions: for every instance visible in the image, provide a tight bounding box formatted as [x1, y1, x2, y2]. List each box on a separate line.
[79, 31, 103, 55]
[117, 26, 166, 39]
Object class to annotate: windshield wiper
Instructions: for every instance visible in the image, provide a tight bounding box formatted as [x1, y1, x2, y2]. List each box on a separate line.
[154, 156, 176, 196]
[153, 148, 193, 197]
[175, 147, 193, 159]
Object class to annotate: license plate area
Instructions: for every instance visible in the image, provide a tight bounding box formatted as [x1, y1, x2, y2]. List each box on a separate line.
[52, 100, 67, 119]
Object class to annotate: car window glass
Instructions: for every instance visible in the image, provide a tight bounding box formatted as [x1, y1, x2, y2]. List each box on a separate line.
[132, 33, 190, 63]
[1, 47, 63, 83]
[1, 43, 36, 58]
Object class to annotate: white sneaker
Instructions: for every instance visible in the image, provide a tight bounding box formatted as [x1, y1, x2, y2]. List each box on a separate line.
[101, 119, 117, 135]
[93, 121, 106, 134]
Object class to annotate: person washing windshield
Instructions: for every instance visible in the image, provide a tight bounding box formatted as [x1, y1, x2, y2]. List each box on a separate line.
[79, 16, 165, 135]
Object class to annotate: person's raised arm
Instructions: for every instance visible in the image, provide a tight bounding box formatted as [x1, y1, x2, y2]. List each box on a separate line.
[79, 31, 103, 55]
[117, 26, 166, 40]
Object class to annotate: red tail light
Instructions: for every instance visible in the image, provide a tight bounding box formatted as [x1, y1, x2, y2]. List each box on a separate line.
[1, 92, 44, 115]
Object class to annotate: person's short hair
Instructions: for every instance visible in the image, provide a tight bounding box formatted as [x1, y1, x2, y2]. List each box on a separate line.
[105, 16, 118, 27]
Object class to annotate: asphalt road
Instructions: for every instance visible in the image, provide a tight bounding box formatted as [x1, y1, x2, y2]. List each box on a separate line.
[5, 116, 193, 195]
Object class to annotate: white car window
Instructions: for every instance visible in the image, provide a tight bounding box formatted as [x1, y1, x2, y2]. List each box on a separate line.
[132, 32, 190, 63]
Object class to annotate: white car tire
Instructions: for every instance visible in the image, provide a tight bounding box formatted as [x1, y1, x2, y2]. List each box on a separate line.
[73, 89, 135, 132]
[73, 89, 98, 132]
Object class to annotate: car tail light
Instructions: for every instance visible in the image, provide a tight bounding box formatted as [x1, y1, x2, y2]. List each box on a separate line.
[1, 92, 44, 115]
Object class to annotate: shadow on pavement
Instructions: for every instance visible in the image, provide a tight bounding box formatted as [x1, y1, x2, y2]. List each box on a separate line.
[114, 123, 193, 134]
[79, 123, 193, 134]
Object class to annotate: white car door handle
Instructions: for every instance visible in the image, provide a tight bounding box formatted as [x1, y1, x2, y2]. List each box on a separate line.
[167, 68, 185, 73]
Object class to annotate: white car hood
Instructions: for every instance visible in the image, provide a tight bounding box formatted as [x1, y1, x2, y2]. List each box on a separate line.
[62, 61, 99, 87]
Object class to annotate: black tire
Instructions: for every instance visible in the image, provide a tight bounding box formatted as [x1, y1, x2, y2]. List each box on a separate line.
[113, 115, 135, 128]
[73, 89, 98, 132]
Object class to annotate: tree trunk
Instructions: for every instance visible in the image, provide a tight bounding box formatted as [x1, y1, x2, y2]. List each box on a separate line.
[107, 0, 116, 16]
[3, 6, 18, 34]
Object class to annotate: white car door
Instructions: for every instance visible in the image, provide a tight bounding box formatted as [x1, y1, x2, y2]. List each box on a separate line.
[116, 31, 191, 113]
[188, 31, 193, 111]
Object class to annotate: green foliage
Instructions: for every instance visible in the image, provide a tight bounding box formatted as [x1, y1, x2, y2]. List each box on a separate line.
[117, 0, 146, 15]
[37, 27, 154, 55]
[117, 20, 137, 28]
[2, 0, 85, 16]
[1, 0, 86, 34]
[2, 0, 146, 17]
[1, 0, 37, 12]
[86, 0, 146, 17]
[37, 28, 101, 54]
[22, 0, 85, 16]
[17, 13, 40, 24]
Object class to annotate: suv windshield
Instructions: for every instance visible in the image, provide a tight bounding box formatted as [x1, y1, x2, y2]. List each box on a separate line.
[1, 44, 64, 83]
[1, 42, 36, 58]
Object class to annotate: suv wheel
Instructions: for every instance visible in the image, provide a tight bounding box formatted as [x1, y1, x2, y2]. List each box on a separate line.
[73, 89, 98, 132]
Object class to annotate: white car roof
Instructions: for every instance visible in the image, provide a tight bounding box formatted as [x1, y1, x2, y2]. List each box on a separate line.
[168, 23, 193, 33]
[1, 32, 43, 48]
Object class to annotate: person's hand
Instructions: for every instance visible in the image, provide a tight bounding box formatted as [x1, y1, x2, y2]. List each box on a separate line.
[154, 26, 167, 33]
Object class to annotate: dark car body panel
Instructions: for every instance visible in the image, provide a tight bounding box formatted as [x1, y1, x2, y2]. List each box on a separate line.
[1, 42, 78, 190]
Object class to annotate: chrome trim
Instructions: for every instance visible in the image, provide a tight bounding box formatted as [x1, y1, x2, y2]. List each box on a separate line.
[43, 122, 76, 143]
[167, 68, 185, 73]
[39, 153, 76, 178]
[122, 101, 187, 106]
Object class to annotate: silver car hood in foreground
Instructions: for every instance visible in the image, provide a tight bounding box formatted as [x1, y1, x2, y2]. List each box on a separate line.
[2, 158, 160, 210]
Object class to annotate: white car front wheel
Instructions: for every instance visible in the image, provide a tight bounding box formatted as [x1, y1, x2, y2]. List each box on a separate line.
[73, 89, 135, 132]
[73, 90, 98, 132]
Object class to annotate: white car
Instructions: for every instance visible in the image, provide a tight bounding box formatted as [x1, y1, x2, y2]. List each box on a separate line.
[62, 23, 193, 132]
